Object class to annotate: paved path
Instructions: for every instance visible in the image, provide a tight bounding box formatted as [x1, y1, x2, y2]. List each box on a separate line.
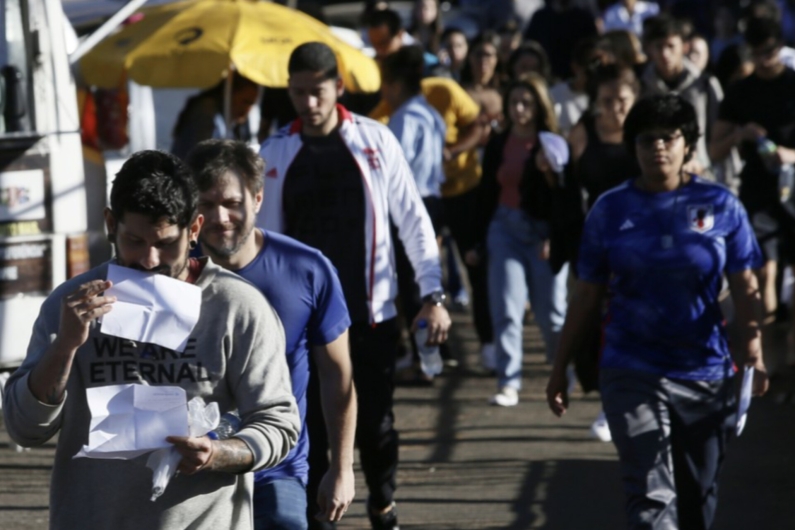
[2, 310, 795, 529]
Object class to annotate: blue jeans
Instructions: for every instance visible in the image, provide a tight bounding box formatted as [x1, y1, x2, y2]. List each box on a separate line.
[254, 478, 309, 530]
[487, 205, 568, 390]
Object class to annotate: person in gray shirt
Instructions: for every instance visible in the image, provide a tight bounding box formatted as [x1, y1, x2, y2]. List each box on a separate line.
[2, 150, 300, 530]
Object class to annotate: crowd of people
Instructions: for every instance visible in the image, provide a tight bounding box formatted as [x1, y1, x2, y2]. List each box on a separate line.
[4, 0, 795, 529]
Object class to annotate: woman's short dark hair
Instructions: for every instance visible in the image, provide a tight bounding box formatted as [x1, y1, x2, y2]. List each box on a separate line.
[186, 140, 264, 196]
[110, 150, 198, 228]
[623, 94, 700, 162]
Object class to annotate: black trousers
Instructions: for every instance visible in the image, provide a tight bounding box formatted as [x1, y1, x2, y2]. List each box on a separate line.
[600, 368, 736, 530]
[306, 319, 401, 530]
[443, 188, 493, 344]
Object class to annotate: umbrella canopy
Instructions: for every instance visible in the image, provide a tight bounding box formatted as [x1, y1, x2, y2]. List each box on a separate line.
[79, 0, 381, 92]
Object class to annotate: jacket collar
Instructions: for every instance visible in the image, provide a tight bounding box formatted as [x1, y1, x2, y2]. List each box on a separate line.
[289, 104, 354, 135]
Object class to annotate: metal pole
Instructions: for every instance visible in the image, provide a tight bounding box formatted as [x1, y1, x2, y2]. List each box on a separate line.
[224, 70, 233, 138]
[69, 0, 151, 65]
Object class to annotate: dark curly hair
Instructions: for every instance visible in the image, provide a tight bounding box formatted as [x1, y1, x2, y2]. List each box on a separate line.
[623, 94, 700, 162]
[110, 150, 198, 228]
[186, 139, 264, 196]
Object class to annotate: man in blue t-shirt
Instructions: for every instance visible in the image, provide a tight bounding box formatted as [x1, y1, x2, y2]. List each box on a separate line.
[186, 140, 356, 530]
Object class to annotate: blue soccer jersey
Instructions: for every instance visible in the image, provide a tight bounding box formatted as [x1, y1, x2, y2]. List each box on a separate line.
[578, 176, 763, 380]
[235, 230, 351, 485]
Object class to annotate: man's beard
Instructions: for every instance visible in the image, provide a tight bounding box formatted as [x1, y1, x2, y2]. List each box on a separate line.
[200, 222, 255, 259]
[114, 245, 189, 279]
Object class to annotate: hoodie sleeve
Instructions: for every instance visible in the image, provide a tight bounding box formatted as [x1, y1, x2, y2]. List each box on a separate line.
[223, 285, 300, 472]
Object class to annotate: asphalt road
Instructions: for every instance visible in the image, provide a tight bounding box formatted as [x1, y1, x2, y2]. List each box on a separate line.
[2, 310, 794, 529]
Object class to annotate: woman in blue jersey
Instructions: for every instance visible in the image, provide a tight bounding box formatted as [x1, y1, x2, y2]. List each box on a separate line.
[546, 94, 769, 530]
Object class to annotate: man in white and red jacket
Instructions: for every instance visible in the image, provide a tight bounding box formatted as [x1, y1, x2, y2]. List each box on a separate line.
[258, 42, 451, 530]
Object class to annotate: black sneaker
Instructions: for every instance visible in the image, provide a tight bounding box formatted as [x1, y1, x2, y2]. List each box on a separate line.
[367, 500, 399, 530]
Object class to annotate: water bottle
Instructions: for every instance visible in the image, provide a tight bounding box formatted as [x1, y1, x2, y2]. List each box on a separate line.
[779, 163, 795, 203]
[415, 319, 442, 377]
[757, 137, 780, 173]
[207, 412, 241, 440]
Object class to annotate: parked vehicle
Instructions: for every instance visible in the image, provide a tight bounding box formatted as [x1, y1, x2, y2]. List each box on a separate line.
[0, 0, 95, 368]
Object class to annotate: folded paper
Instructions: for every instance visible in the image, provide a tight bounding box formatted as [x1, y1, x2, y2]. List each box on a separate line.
[101, 264, 201, 352]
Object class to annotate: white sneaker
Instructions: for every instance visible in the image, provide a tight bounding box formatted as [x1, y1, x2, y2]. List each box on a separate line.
[480, 343, 497, 371]
[590, 410, 612, 442]
[489, 386, 519, 407]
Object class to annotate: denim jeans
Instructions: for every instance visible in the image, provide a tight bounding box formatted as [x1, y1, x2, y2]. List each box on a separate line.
[600, 369, 735, 530]
[487, 205, 568, 390]
[254, 478, 309, 530]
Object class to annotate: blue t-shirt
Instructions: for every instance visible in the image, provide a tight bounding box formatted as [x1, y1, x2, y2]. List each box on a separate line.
[234, 230, 350, 485]
[578, 177, 763, 380]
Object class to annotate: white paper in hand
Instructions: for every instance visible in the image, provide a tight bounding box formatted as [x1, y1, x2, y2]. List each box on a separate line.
[74, 384, 189, 460]
[101, 264, 201, 352]
[736, 366, 754, 436]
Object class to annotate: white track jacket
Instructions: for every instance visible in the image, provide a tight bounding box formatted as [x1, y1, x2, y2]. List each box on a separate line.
[257, 105, 442, 324]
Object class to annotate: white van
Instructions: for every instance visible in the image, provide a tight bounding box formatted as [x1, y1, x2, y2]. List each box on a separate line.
[0, 0, 92, 368]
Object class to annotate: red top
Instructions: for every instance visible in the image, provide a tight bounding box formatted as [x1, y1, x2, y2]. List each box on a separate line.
[497, 133, 535, 209]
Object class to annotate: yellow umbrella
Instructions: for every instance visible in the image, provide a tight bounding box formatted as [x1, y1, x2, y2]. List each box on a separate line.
[79, 0, 380, 92]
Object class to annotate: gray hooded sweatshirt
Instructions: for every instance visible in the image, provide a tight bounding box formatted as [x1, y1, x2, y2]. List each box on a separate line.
[642, 58, 724, 174]
[2, 258, 299, 530]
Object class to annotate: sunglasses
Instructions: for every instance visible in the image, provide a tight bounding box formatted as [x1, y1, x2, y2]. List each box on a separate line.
[635, 132, 683, 149]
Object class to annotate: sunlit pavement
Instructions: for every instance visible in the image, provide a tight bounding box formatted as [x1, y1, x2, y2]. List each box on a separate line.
[2, 309, 795, 529]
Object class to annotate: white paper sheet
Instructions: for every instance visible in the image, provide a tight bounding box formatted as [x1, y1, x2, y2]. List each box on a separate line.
[736, 366, 754, 436]
[101, 264, 202, 352]
[74, 384, 190, 459]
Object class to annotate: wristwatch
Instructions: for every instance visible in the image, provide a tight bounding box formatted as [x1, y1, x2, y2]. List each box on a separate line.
[422, 291, 446, 307]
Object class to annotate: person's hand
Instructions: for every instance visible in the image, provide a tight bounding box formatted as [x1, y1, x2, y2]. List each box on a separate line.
[315, 466, 355, 523]
[539, 240, 550, 261]
[546, 368, 569, 417]
[776, 146, 795, 166]
[749, 358, 770, 397]
[166, 436, 216, 475]
[738, 122, 767, 143]
[412, 304, 451, 345]
[535, 149, 552, 173]
[682, 159, 705, 175]
[464, 249, 481, 267]
[535, 150, 559, 188]
[57, 280, 115, 351]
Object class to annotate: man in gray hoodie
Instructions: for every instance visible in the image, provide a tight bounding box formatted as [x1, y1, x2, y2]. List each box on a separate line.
[2, 150, 300, 530]
[641, 14, 724, 179]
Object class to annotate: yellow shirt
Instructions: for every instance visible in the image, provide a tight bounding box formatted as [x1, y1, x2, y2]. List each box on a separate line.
[370, 77, 482, 197]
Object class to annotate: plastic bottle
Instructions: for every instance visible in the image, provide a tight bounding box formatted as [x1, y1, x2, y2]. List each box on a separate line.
[207, 411, 242, 440]
[415, 319, 442, 377]
[779, 163, 795, 203]
[757, 137, 780, 173]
